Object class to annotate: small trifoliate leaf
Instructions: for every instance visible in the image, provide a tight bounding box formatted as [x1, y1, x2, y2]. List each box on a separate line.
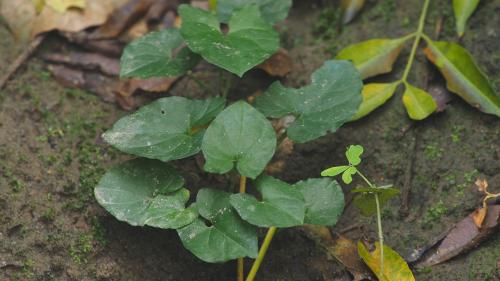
[255, 60, 363, 143]
[120, 28, 200, 78]
[342, 166, 357, 184]
[346, 145, 363, 166]
[94, 158, 197, 229]
[217, 0, 292, 24]
[321, 166, 350, 177]
[230, 176, 305, 227]
[294, 178, 344, 226]
[177, 188, 258, 262]
[103, 96, 225, 162]
[201, 101, 276, 179]
[179, 4, 279, 77]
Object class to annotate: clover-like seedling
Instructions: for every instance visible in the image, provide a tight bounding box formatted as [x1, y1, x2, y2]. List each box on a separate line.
[321, 145, 400, 274]
[93, 3, 365, 281]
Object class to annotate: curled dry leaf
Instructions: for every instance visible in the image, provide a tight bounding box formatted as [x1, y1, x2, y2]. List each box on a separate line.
[257, 48, 294, 77]
[341, 0, 365, 24]
[117, 76, 179, 97]
[42, 52, 120, 76]
[88, 0, 154, 40]
[475, 178, 488, 193]
[47, 64, 118, 103]
[416, 205, 500, 267]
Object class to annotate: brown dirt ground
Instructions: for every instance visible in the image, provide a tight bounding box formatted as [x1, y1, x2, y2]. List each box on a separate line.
[1, 0, 500, 280]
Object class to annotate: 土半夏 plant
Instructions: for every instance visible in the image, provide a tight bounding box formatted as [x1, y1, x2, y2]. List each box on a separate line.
[94, 2, 364, 281]
[322, 145, 415, 280]
[336, 0, 500, 121]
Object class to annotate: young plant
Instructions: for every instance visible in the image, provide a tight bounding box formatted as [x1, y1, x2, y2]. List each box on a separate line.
[94, 3, 364, 281]
[322, 145, 415, 280]
[337, 0, 500, 120]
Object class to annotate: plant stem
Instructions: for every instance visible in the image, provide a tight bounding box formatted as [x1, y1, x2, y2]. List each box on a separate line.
[401, 0, 431, 83]
[245, 227, 277, 281]
[222, 71, 232, 98]
[237, 176, 247, 281]
[356, 170, 384, 275]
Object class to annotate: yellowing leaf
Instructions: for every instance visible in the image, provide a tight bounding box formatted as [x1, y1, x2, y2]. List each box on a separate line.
[453, 0, 480, 37]
[46, 0, 85, 13]
[1, 0, 37, 42]
[358, 241, 416, 281]
[336, 37, 410, 79]
[32, 0, 45, 13]
[424, 40, 500, 117]
[402, 83, 437, 120]
[352, 82, 399, 120]
[341, 0, 365, 24]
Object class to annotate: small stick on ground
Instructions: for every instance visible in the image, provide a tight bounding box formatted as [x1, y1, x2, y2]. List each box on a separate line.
[338, 223, 362, 234]
[399, 128, 418, 217]
[0, 34, 46, 90]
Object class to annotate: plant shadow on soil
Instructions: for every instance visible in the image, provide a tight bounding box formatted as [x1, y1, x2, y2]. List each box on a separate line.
[1, 0, 500, 280]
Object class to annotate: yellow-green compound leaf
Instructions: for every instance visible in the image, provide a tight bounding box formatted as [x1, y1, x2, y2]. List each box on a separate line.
[94, 158, 197, 229]
[255, 60, 362, 143]
[230, 175, 305, 227]
[352, 82, 399, 120]
[352, 186, 400, 216]
[46, 0, 84, 13]
[358, 242, 416, 281]
[402, 83, 437, 120]
[120, 28, 200, 78]
[201, 101, 276, 179]
[342, 166, 357, 184]
[453, 0, 480, 37]
[217, 0, 292, 24]
[336, 37, 410, 79]
[179, 4, 279, 77]
[341, 0, 365, 24]
[295, 178, 344, 226]
[103, 96, 225, 162]
[424, 40, 500, 117]
[178, 189, 258, 262]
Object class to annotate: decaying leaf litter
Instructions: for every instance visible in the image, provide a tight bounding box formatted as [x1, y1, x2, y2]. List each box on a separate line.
[0, 0, 500, 278]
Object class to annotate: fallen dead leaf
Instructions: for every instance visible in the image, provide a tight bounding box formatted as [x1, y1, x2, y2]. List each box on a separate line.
[45, 0, 85, 13]
[416, 205, 500, 267]
[43, 52, 120, 76]
[472, 207, 487, 228]
[0, 0, 37, 42]
[117, 76, 179, 97]
[257, 48, 293, 77]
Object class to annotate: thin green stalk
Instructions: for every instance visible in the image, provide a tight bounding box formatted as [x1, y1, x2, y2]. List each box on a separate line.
[401, 0, 431, 83]
[222, 71, 232, 98]
[237, 176, 247, 281]
[356, 170, 384, 274]
[245, 227, 277, 281]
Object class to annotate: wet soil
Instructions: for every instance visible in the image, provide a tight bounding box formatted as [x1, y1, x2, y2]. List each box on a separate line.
[1, 0, 500, 280]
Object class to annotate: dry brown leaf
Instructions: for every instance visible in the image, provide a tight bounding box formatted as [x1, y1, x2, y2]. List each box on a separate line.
[32, 0, 129, 37]
[472, 207, 487, 228]
[475, 179, 488, 193]
[43, 52, 120, 76]
[257, 48, 293, 77]
[88, 0, 153, 40]
[117, 77, 179, 97]
[0, 0, 37, 42]
[416, 205, 500, 267]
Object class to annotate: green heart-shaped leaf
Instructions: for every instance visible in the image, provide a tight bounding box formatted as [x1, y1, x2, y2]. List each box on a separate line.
[294, 178, 344, 226]
[336, 37, 411, 79]
[103, 96, 225, 162]
[321, 165, 350, 177]
[177, 188, 258, 262]
[423, 40, 500, 117]
[217, 0, 292, 24]
[230, 175, 305, 227]
[179, 4, 279, 77]
[120, 28, 200, 78]
[342, 166, 357, 184]
[352, 82, 399, 120]
[346, 145, 364, 166]
[352, 186, 400, 216]
[255, 60, 363, 143]
[402, 83, 437, 120]
[202, 101, 276, 179]
[94, 158, 197, 229]
[453, 0, 480, 37]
